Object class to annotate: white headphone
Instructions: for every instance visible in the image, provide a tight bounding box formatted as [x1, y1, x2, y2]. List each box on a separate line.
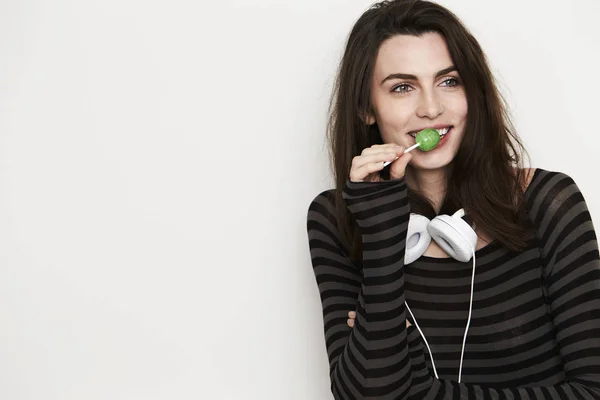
[405, 209, 477, 264]
[404, 209, 478, 383]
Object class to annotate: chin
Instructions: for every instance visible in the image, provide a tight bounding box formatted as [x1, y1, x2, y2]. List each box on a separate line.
[409, 151, 456, 171]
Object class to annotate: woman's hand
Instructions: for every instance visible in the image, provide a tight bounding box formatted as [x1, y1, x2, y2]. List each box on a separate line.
[349, 143, 412, 183]
[347, 311, 411, 328]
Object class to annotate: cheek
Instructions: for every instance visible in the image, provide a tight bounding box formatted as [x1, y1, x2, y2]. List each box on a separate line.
[374, 99, 412, 129]
[447, 93, 468, 119]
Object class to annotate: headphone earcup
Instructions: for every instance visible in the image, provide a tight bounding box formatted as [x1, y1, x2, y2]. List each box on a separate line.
[405, 213, 432, 264]
[428, 210, 478, 262]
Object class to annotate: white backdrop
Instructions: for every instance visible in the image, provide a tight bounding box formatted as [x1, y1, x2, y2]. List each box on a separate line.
[0, 0, 598, 399]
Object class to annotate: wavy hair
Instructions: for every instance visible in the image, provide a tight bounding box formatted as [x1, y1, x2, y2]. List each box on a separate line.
[327, 0, 534, 260]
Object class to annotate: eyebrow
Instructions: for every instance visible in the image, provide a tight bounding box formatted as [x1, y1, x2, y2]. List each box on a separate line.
[380, 66, 457, 85]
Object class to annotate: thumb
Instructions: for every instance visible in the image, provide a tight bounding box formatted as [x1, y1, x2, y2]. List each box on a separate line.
[389, 152, 412, 180]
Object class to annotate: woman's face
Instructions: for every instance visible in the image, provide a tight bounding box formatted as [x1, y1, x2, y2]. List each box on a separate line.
[367, 32, 468, 171]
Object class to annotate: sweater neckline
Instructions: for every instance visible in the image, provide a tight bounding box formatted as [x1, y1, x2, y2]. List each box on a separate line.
[414, 168, 542, 263]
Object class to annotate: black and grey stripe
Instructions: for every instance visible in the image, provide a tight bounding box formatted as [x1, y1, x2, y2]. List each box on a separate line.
[307, 168, 600, 399]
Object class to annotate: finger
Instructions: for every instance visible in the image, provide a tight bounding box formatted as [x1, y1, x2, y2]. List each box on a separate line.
[406, 320, 412, 328]
[347, 319, 355, 328]
[353, 151, 399, 169]
[361, 143, 403, 156]
[360, 143, 399, 154]
[348, 311, 356, 318]
[350, 149, 406, 181]
[350, 146, 410, 182]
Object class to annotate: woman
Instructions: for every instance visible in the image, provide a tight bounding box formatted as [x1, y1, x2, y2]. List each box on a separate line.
[306, 0, 600, 399]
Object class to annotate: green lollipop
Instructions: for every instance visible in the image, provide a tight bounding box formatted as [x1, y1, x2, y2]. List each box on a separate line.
[382, 128, 442, 167]
[415, 128, 441, 151]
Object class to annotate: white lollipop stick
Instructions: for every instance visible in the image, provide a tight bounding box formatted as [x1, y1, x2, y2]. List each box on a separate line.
[382, 142, 420, 167]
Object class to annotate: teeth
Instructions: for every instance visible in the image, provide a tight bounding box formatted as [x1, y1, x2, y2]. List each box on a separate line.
[409, 127, 451, 138]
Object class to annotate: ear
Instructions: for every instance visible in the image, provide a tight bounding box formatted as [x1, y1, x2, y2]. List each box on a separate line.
[364, 113, 376, 125]
[360, 108, 376, 125]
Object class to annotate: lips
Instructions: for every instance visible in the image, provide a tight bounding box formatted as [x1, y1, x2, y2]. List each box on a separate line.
[408, 126, 452, 139]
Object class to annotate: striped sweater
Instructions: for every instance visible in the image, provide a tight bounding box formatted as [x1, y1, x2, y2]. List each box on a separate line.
[306, 168, 600, 399]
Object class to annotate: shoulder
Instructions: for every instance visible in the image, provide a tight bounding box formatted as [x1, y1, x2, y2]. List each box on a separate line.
[525, 168, 580, 198]
[307, 189, 336, 220]
[307, 189, 352, 255]
[524, 167, 586, 219]
[307, 189, 339, 234]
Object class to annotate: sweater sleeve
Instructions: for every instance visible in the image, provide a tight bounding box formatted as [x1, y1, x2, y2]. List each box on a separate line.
[406, 172, 600, 399]
[307, 178, 418, 399]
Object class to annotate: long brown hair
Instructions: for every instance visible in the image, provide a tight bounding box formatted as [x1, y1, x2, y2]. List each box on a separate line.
[327, 0, 534, 261]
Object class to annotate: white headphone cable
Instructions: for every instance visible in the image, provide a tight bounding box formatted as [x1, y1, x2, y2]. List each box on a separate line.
[405, 302, 439, 379]
[457, 247, 476, 383]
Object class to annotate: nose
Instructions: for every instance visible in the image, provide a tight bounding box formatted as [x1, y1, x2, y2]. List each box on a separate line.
[416, 89, 444, 119]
